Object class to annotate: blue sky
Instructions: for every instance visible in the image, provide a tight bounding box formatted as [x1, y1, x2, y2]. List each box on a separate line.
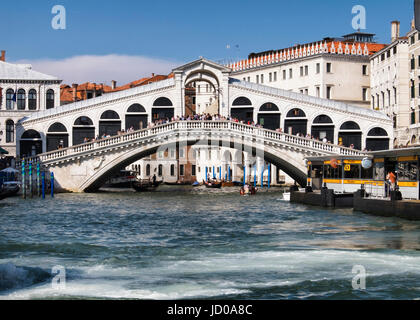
[0, 0, 415, 84]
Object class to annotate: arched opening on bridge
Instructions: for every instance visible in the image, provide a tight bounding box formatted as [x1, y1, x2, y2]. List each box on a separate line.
[184, 70, 220, 116]
[257, 103, 280, 130]
[311, 115, 334, 143]
[152, 97, 174, 121]
[47, 122, 69, 152]
[126, 104, 147, 130]
[366, 127, 389, 151]
[99, 110, 121, 137]
[20, 129, 42, 158]
[339, 121, 362, 150]
[284, 108, 307, 135]
[73, 116, 95, 145]
[231, 97, 253, 123]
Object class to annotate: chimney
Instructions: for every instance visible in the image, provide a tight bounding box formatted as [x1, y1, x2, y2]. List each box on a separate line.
[72, 83, 78, 102]
[391, 21, 400, 42]
[0, 50, 5, 62]
[92, 83, 97, 98]
[111, 80, 117, 90]
[152, 73, 155, 77]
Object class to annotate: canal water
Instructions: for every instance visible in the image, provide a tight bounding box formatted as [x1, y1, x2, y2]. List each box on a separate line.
[1, 188, 420, 300]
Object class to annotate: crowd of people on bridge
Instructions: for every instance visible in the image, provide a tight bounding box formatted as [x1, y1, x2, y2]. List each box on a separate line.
[76, 112, 364, 151]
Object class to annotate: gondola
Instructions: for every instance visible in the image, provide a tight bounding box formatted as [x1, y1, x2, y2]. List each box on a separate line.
[204, 180, 222, 189]
[240, 185, 257, 196]
[0, 182, 20, 200]
[132, 180, 161, 192]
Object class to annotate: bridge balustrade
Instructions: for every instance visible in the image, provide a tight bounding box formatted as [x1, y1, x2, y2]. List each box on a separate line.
[16, 120, 364, 167]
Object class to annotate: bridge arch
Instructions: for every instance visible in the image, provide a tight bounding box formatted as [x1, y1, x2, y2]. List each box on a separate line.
[152, 97, 174, 121]
[47, 122, 69, 152]
[79, 136, 308, 192]
[99, 110, 121, 137]
[284, 108, 308, 135]
[311, 114, 334, 143]
[231, 96, 254, 123]
[73, 116, 95, 145]
[20, 129, 43, 158]
[365, 126, 390, 151]
[257, 102, 281, 130]
[338, 120, 362, 150]
[125, 103, 147, 130]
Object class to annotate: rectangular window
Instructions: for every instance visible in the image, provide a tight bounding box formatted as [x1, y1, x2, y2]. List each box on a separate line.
[372, 95, 375, 109]
[283, 70, 286, 80]
[256, 75, 259, 84]
[261, 74, 264, 84]
[305, 65, 308, 76]
[300, 66, 304, 77]
[316, 63, 320, 74]
[305, 88, 308, 95]
[326, 86, 332, 99]
[289, 69, 293, 79]
[273, 72, 277, 81]
[362, 88, 368, 101]
[316, 86, 320, 97]
[393, 46, 397, 54]
[192, 165, 196, 176]
[362, 65, 368, 75]
[418, 56, 420, 67]
[170, 149, 175, 159]
[411, 57, 415, 70]
[269, 72, 272, 82]
[326, 63, 332, 73]
[247, 77, 250, 82]
[179, 148, 185, 159]
[180, 165, 185, 176]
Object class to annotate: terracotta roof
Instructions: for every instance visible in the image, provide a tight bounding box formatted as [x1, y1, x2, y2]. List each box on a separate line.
[110, 74, 171, 92]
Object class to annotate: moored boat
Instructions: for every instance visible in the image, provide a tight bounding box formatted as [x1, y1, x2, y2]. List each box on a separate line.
[204, 181, 222, 189]
[132, 180, 161, 192]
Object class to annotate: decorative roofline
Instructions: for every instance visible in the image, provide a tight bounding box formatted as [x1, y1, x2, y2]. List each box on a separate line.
[227, 41, 384, 72]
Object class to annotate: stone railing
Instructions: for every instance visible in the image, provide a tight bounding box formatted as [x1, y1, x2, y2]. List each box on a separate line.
[18, 120, 364, 166]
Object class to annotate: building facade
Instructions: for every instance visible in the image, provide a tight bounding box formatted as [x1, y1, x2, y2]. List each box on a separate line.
[228, 33, 386, 109]
[0, 52, 61, 158]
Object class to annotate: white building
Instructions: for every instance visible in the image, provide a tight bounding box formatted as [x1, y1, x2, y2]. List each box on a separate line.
[228, 32, 386, 109]
[370, 21, 410, 148]
[0, 51, 61, 158]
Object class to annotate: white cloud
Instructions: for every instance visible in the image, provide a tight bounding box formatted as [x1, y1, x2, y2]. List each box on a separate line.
[13, 54, 183, 86]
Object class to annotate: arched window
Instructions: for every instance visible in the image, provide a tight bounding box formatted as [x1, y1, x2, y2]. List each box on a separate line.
[367, 127, 388, 137]
[170, 164, 175, 176]
[286, 108, 306, 118]
[17, 89, 26, 110]
[21, 130, 41, 139]
[313, 115, 333, 124]
[412, 135, 417, 144]
[6, 89, 14, 110]
[146, 164, 151, 176]
[158, 164, 163, 177]
[232, 97, 252, 106]
[340, 121, 360, 130]
[74, 116, 94, 126]
[153, 97, 173, 106]
[259, 103, 279, 112]
[46, 89, 55, 109]
[28, 89, 37, 110]
[5, 120, 14, 143]
[101, 110, 120, 119]
[48, 122, 67, 133]
[127, 104, 146, 113]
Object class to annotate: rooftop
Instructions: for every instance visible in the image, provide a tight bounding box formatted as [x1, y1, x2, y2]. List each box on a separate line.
[0, 61, 60, 82]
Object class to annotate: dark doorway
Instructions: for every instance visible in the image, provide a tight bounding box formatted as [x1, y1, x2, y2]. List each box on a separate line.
[73, 127, 95, 145]
[99, 121, 121, 137]
[312, 126, 335, 142]
[285, 120, 308, 135]
[366, 139, 390, 151]
[126, 115, 148, 130]
[258, 114, 280, 130]
[339, 132, 362, 150]
[47, 134, 69, 152]
[152, 108, 174, 121]
[20, 141, 42, 158]
[231, 108, 253, 123]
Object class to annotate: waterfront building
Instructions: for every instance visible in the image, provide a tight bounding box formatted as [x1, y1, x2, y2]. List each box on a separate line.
[228, 32, 386, 109]
[0, 51, 61, 158]
[370, 21, 410, 148]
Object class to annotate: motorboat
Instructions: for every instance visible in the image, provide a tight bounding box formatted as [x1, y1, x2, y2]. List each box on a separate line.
[204, 180, 222, 189]
[132, 180, 161, 192]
